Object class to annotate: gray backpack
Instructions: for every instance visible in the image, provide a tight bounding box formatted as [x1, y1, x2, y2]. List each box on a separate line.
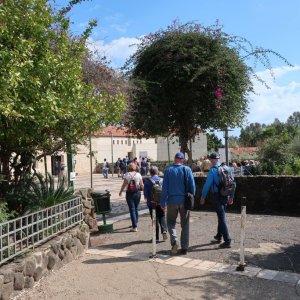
[214, 166, 236, 197]
[150, 178, 163, 203]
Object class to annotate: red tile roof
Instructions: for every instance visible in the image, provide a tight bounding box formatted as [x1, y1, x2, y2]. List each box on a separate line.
[93, 126, 135, 138]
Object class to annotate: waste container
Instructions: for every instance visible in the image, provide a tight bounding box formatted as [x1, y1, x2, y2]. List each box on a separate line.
[91, 190, 111, 213]
[90, 190, 113, 233]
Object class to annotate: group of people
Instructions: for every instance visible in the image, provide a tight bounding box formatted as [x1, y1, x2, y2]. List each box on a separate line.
[118, 151, 236, 255]
[114, 156, 151, 179]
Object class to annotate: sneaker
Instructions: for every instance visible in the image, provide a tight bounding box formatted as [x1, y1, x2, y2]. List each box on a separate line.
[162, 232, 168, 241]
[130, 228, 138, 232]
[171, 243, 178, 255]
[213, 235, 222, 243]
[180, 249, 188, 255]
[219, 242, 231, 248]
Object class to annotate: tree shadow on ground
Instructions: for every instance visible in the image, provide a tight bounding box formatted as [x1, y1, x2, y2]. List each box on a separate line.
[229, 244, 300, 273]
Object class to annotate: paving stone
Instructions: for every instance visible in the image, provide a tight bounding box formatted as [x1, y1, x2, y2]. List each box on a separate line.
[210, 262, 232, 273]
[273, 271, 300, 284]
[194, 260, 217, 271]
[164, 257, 191, 266]
[183, 259, 204, 269]
[234, 266, 262, 278]
[257, 269, 279, 280]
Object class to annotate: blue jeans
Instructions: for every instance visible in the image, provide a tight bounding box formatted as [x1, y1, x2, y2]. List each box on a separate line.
[126, 191, 141, 228]
[102, 168, 108, 178]
[213, 193, 231, 243]
[148, 205, 167, 240]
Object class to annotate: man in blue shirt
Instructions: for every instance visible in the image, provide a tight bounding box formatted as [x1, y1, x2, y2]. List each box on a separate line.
[200, 152, 235, 248]
[161, 152, 196, 255]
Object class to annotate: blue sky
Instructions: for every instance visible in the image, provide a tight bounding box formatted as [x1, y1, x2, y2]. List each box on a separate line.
[56, 0, 300, 137]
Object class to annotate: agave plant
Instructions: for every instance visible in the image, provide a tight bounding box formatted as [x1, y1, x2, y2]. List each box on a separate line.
[24, 173, 75, 213]
[5, 173, 75, 215]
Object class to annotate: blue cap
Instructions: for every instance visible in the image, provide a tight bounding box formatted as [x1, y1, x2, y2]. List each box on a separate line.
[209, 152, 220, 159]
[175, 152, 184, 159]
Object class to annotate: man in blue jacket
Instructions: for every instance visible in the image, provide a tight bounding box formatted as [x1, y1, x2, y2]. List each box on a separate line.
[200, 152, 235, 248]
[160, 152, 195, 255]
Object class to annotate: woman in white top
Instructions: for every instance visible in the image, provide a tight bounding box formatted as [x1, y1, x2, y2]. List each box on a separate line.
[119, 163, 144, 231]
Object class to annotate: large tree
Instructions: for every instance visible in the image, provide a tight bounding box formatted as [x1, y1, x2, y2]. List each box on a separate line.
[124, 21, 290, 163]
[0, 0, 126, 184]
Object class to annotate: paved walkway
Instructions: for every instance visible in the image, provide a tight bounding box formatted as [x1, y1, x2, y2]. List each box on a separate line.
[14, 175, 300, 299]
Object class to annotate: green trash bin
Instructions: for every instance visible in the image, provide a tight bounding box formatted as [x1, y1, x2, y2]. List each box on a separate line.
[91, 190, 113, 233]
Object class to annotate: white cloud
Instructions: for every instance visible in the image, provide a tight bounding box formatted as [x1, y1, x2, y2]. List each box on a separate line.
[247, 65, 300, 125]
[87, 37, 141, 68]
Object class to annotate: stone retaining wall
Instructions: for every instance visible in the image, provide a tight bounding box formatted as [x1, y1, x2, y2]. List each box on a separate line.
[194, 175, 300, 214]
[0, 225, 89, 300]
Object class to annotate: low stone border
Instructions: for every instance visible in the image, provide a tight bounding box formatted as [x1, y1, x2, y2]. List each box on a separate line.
[0, 225, 89, 300]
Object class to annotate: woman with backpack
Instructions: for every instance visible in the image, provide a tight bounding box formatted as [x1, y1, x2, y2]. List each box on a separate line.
[119, 163, 144, 232]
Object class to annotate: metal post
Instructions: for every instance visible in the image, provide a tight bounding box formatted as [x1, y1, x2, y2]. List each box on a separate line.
[89, 134, 93, 188]
[237, 197, 247, 271]
[66, 141, 74, 190]
[224, 127, 229, 165]
[110, 132, 114, 177]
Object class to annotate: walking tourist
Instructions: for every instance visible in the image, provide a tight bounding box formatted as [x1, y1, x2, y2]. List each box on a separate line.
[160, 152, 195, 255]
[200, 152, 235, 248]
[144, 166, 167, 242]
[119, 163, 144, 231]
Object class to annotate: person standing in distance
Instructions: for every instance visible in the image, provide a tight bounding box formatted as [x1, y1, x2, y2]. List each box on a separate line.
[200, 152, 235, 248]
[160, 152, 195, 255]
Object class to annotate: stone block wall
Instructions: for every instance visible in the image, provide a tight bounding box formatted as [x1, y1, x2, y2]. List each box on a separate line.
[76, 188, 97, 230]
[0, 225, 89, 300]
[193, 175, 300, 214]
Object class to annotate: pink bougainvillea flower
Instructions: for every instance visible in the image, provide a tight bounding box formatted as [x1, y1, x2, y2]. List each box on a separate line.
[214, 87, 224, 100]
[216, 104, 222, 109]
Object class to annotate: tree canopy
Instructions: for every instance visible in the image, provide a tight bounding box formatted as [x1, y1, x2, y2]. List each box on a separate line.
[123, 20, 291, 162]
[0, 0, 126, 183]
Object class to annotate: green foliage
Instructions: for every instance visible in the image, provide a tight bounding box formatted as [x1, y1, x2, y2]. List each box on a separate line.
[206, 133, 224, 152]
[5, 173, 74, 215]
[0, 0, 126, 185]
[24, 173, 75, 213]
[0, 201, 14, 223]
[124, 20, 290, 162]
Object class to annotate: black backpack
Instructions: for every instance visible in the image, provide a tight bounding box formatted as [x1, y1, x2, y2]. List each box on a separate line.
[214, 166, 236, 197]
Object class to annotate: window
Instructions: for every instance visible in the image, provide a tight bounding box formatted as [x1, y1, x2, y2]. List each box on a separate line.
[125, 140, 127, 144]
[117, 140, 119, 145]
[121, 140, 123, 144]
[113, 140, 115, 144]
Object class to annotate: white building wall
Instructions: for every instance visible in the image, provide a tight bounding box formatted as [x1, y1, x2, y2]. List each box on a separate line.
[40, 132, 207, 176]
[157, 133, 207, 161]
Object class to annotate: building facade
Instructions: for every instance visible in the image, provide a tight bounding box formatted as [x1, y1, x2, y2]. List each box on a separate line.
[38, 126, 207, 176]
